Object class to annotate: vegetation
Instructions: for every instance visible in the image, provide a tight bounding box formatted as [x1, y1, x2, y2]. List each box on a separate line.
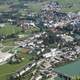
[0, 4, 9, 12]
[1, 47, 13, 52]
[1, 39, 16, 46]
[72, 76, 80, 80]
[0, 53, 32, 80]
[0, 24, 22, 38]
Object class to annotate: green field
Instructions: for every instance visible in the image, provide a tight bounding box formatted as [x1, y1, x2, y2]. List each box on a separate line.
[58, 0, 80, 12]
[0, 24, 22, 37]
[0, 5, 9, 12]
[1, 46, 13, 52]
[1, 39, 16, 46]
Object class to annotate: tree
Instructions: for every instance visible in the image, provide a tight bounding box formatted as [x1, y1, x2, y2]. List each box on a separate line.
[72, 76, 80, 80]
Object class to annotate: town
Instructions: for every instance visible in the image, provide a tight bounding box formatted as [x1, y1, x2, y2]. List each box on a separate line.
[0, 0, 80, 80]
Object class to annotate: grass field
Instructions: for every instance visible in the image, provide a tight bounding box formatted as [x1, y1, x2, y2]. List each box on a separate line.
[0, 5, 9, 12]
[1, 39, 16, 46]
[0, 24, 22, 37]
[1, 46, 13, 52]
[58, 0, 80, 12]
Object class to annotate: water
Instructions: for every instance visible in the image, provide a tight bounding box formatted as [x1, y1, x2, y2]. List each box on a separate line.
[54, 59, 80, 80]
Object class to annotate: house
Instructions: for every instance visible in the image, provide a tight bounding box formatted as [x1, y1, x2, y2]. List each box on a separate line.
[53, 21, 70, 28]
[43, 48, 59, 58]
[37, 51, 41, 55]
[37, 40, 43, 44]
[35, 75, 42, 80]
[43, 52, 52, 58]
[18, 34, 27, 38]
[19, 42, 27, 48]
[71, 19, 80, 27]
[68, 12, 77, 19]
[61, 34, 74, 42]
[41, 48, 45, 52]
[37, 59, 44, 66]
[8, 19, 16, 24]
[41, 61, 52, 69]
[18, 20, 36, 30]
